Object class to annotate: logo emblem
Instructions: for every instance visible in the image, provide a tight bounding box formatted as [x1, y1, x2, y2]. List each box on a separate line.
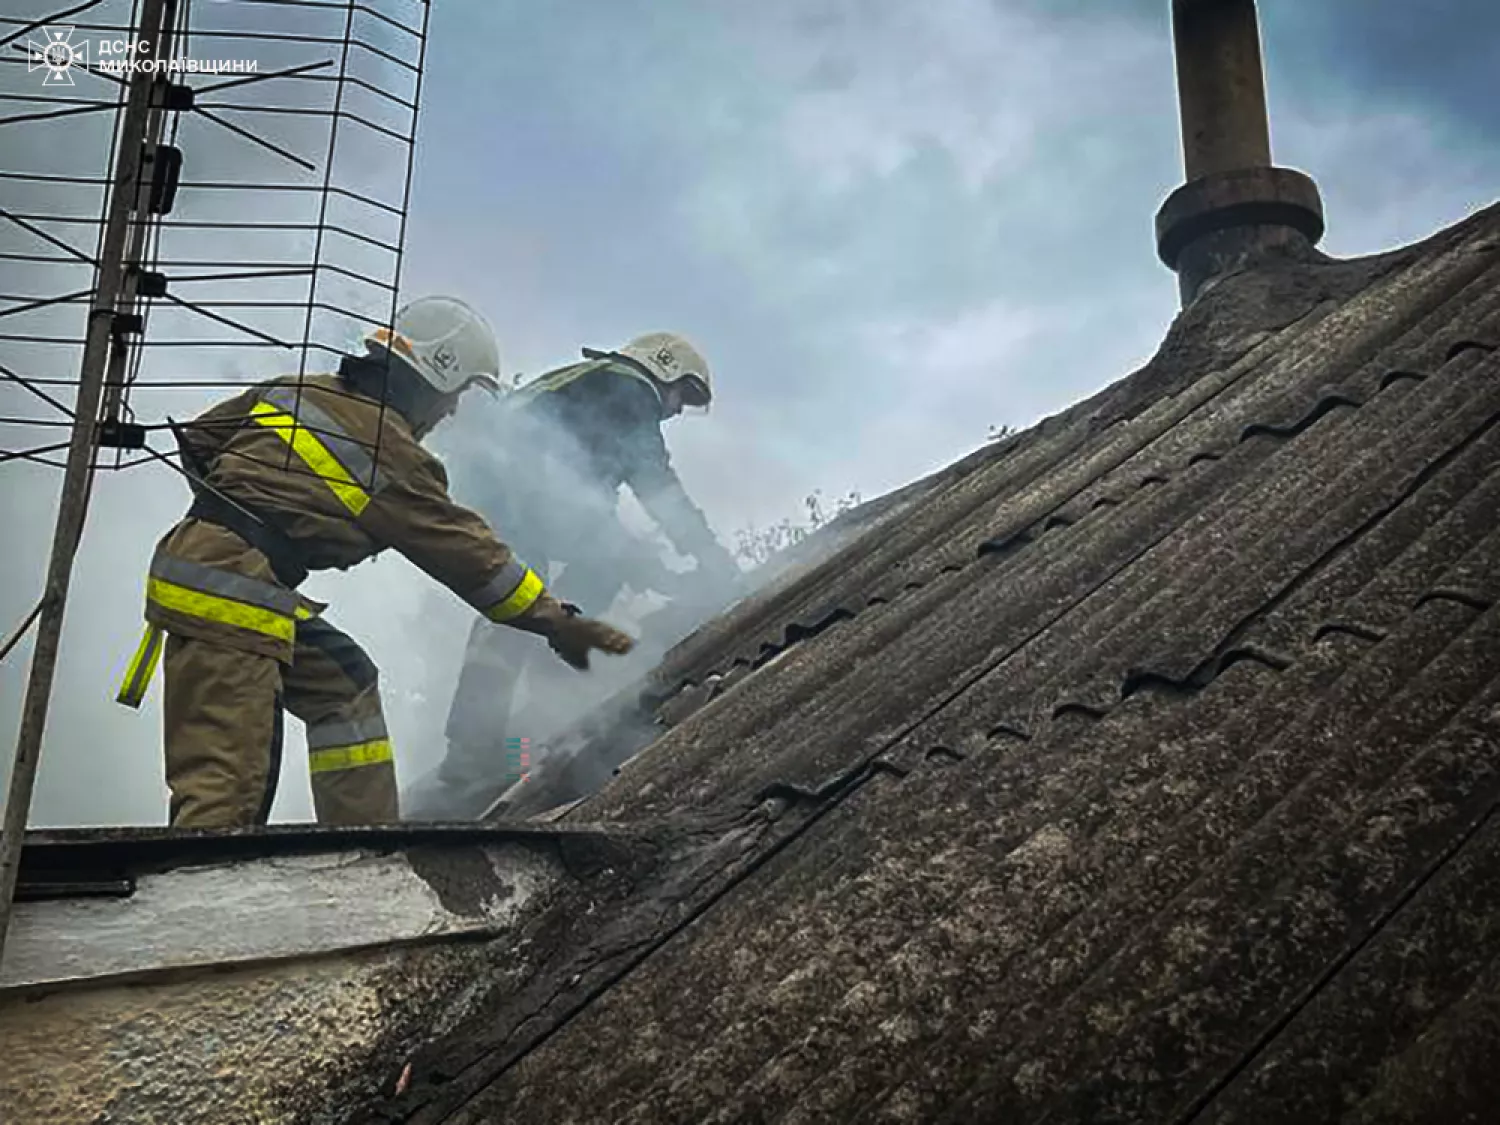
[27, 26, 88, 86]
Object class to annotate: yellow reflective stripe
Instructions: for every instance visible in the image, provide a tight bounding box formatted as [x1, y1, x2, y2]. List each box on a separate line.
[152, 554, 296, 616]
[508, 358, 613, 408]
[295, 604, 315, 620]
[115, 624, 165, 709]
[307, 715, 387, 750]
[147, 577, 296, 644]
[249, 401, 371, 516]
[485, 568, 544, 622]
[308, 739, 394, 774]
[261, 385, 386, 494]
[465, 558, 532, 615]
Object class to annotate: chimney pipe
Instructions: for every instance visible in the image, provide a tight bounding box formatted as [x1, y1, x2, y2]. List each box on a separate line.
[1155, 0, 1325, 305]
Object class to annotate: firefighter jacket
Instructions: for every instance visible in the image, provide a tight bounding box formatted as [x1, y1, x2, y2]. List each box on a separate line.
[117, 369, 566, 706]
[507, 359, 737, 576]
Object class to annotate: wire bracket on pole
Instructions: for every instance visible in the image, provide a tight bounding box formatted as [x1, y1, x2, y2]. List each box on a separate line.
[112, 311, 144, 335]
[134, 269, 168, 297]
[96, 420, 147, 449]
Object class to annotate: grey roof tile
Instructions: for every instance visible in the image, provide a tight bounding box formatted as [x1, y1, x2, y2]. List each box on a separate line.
[1198, 809, 1500, 1124]
[458, 604, 1498, 1122]
[391, 203, 1500, 1125]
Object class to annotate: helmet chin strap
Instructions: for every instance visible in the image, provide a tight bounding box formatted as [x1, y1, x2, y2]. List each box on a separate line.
[658, 383, 686, 419]
[411, 389, 465, 439]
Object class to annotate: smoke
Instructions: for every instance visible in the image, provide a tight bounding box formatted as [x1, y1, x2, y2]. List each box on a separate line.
[398, 381, 761, 819]
[15, 0, 1490, 831]
[2, 0, 774, 829]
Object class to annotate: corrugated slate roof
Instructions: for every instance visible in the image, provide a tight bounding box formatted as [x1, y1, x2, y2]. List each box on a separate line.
[389, 201, 1500, 1124]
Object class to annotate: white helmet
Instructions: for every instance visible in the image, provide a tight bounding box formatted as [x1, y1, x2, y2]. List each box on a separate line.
[609, 332, 713, 410]
[365, 296, 500, 395]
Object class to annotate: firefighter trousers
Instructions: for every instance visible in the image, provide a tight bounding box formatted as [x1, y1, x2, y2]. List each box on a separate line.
[441, 617, 525, 785]
[162, 617, 398, 827]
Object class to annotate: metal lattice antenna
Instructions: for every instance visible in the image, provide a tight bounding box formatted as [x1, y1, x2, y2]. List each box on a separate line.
[0, 0, 432, 960]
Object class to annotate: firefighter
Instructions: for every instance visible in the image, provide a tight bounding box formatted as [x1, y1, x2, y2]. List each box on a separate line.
[115, 296, 635, 828]
[428, 332, 740, 804]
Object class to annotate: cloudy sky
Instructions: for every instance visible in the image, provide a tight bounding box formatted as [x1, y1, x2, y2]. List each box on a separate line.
[2, 0, 1497, 827]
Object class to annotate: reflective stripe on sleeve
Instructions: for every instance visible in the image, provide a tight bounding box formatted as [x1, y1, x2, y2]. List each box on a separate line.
[488, 568, 544, 621]
[308, 739, 394, 774]
[462, 557, 527, 610]
[464, 558, 544, 623]
[115, 623, 165, 709]
[249, 388, 385, 517]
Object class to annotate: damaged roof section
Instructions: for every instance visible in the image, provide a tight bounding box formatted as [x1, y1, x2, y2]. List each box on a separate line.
[501, 202, 1500, 820]
[417, 201, 1500, 1122]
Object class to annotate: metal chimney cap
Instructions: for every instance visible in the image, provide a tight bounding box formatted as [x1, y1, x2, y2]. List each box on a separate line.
[1155, 165, 1325, 269]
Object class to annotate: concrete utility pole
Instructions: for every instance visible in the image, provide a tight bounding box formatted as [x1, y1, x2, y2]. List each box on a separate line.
[0, 0, 172, 964]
